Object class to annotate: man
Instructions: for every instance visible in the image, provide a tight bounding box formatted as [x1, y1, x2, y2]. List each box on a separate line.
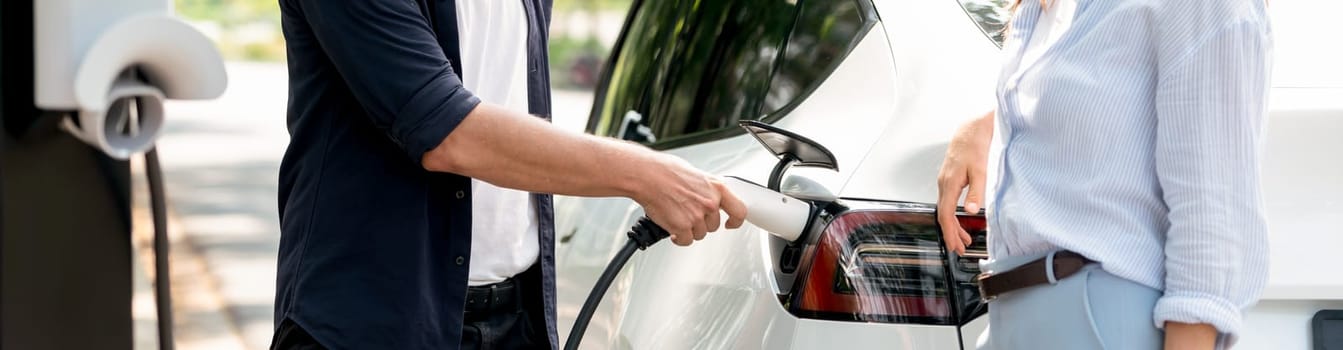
[270, 0, 747, 349]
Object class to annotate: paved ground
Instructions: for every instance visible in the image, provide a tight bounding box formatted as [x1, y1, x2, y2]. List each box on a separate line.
[131, 61, 593, 349]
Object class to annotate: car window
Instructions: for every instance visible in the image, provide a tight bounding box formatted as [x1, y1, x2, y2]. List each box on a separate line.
[590, 0, 874, 148]
[956, 0, 1011, 46]
[763, 0, 869, 116]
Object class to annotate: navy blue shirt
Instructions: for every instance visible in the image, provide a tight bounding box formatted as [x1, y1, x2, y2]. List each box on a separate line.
[274, 0, 557, 348]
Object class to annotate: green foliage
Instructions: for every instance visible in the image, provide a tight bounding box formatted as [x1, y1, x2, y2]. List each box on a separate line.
[554, 0, 630, 12]
[549, 36, 609, 89]
[175, 0, 628, 63]
[176, 0, 279, 24]
[176, 0, 285, 61]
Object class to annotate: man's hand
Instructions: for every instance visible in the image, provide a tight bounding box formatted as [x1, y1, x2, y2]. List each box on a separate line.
[633, 154, 748, 246]
[1164, 322, 1217, 349]
[936, 111, 994, 255]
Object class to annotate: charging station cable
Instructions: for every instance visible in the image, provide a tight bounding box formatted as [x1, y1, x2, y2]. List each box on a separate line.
[564, 217, 669, 350]
[145, 148, 174, 350]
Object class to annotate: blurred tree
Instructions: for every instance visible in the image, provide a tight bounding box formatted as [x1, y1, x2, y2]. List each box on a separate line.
[552, 0, 631, 89]
[175, 0, 285, 61]
[176, 0, 636, 63]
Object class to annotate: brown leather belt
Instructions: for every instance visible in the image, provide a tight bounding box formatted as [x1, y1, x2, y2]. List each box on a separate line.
[976, 251, 1093, 302]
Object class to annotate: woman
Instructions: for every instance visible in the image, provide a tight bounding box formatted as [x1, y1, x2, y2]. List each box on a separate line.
[936, 0, 1271, 349]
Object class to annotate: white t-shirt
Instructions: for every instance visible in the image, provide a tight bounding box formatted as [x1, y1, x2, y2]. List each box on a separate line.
[455, 0, 540, 286]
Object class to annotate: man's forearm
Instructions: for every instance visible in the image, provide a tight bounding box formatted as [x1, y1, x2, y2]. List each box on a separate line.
[425, 102, 747, 245]
[422, 103, 659, 200]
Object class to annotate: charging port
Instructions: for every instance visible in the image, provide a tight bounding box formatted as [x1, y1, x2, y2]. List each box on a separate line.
[780, 242, 804, 274]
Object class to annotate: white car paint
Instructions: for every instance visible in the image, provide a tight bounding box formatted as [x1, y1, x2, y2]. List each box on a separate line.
[556, 0, 1343, 348]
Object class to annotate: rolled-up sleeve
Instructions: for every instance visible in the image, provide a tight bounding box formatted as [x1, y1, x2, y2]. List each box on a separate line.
[298, 0, 481, 165]
[1151, 19, 1272, 344]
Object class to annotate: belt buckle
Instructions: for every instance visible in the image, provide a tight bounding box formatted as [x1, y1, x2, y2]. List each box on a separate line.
[975, 272, 995, 303]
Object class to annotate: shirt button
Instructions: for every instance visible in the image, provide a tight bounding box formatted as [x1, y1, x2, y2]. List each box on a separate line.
[455, 256, 465, 265]
[455, 190, 465, 199]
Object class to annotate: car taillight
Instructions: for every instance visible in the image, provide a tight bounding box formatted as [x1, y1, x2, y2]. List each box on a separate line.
[787, 205, 987, 325]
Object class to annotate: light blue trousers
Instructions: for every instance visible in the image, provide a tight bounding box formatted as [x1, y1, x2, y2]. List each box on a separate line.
[976, 251, 1164, 350]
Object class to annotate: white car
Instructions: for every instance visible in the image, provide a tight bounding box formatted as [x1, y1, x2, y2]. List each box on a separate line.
[554, 0, 1343, 348]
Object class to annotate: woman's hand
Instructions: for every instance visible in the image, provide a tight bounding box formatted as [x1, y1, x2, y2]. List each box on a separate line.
[936, 111, 994, 255]
[1164, 322, 1217, 349]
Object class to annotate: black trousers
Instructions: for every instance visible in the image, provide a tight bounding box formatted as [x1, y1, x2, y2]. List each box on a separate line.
[271, 264, 548, 350]
[459, 262, 546, 350]
[458, 282, 545, 350]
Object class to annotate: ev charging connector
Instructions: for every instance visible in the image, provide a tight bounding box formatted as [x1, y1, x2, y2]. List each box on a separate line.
[35, 0, 227, 158]
[564, 121, 840, 349]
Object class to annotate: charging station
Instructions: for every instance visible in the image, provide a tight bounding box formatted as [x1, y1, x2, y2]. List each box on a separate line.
[3, 2, 137, 348]
[2, 0, 225, 348]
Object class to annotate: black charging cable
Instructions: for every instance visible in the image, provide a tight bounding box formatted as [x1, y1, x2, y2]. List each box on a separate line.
[145, 148, 175, 350]
[564, 216, 669, 350]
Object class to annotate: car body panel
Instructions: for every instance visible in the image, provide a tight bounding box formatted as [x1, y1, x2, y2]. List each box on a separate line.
[1240, 300, 1343, 349]
[1257, 87, 1343, 300]
[837, 0, 1004, 204]
[1270, 0, 1343, 89]
[959, 315, 988, 349]
[1256, 0, 1343, 300]
[789, 319, 963, 349]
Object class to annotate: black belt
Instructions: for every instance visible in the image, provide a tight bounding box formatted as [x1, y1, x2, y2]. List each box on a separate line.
[465, 277, 521, 317]
[976, 251, 1093, 302]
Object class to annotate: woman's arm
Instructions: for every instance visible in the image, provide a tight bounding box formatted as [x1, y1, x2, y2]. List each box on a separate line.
[1165, 322, 1218, 349]
[936, 110, 994, 255]
[1150, 15, 1273, 348]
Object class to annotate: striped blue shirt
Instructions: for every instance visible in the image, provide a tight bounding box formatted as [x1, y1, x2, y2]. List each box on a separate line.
[985, 0, 1272, 342]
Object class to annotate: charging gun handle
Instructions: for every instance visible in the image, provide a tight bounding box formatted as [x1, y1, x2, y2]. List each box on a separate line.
[627, 216, 669, 249]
